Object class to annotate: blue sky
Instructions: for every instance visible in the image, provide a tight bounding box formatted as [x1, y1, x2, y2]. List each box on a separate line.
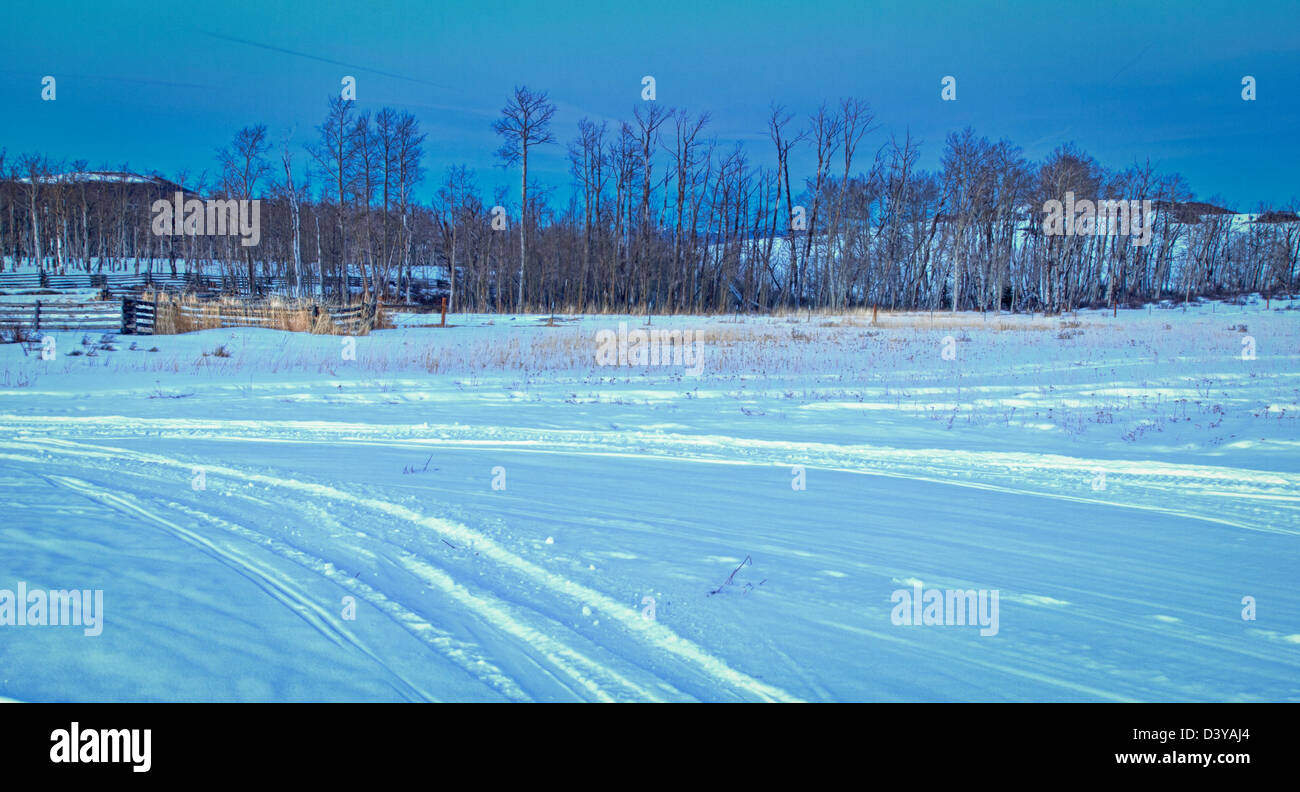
[3, 0, 1297, 208]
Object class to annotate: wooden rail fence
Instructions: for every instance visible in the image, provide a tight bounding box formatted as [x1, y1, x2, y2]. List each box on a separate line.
[0, 299, 122, 333]
[1, 296, 380, 337]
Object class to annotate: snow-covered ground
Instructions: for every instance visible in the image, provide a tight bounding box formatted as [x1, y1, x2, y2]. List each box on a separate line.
[1, 300, 1297, 701]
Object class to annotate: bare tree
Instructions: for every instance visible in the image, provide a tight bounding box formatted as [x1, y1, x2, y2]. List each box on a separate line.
[768, 105, 806, 307]
[276, 135, 305, 296]
[218, 125, 270, 292]
[493, 86, 556, 311]
[309, 97, 357, 299]
[393, 112, 426, 303]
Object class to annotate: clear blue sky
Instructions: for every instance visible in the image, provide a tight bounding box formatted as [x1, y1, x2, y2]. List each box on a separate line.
[3, 0, 1297, 209]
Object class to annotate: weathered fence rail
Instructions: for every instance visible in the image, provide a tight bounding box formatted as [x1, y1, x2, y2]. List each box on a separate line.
[317, 304, 376, 334]
[0, 299, 122, 332]
[1, 295, 377, 337]
[152, 297, 381, 336]
[121, 297, 157, 335]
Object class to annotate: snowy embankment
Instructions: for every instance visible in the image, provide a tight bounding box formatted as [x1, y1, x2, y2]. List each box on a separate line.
[0, 300, 1297, 701]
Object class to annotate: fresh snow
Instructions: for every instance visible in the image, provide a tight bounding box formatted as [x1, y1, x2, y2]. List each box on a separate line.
[0, 301, 1297, 701]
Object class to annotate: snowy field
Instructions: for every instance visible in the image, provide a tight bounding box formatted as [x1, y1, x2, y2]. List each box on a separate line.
[1, 300, 1297, 702]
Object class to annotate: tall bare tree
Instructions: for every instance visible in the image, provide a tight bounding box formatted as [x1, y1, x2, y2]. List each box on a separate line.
[493, 86, 556, 311]
[218, 125, 270, 291]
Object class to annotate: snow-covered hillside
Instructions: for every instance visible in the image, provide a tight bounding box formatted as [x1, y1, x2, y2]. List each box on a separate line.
[1, 301, 1296, 701]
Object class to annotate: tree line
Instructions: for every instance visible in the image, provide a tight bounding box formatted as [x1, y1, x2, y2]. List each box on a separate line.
[2, 88, 1297, 313]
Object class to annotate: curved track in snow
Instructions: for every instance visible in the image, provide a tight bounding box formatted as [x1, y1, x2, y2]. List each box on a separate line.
[2, 415, 1297, 701]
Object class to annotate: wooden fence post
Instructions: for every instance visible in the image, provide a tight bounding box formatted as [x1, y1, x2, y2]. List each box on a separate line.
[440, 296, 447, 328]
[33, 300, 41, 333]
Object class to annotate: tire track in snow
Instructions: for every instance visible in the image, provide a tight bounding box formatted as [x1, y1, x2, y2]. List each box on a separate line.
[42, 472, 534, 702]
[5, 449, 667, 702]
[5, 414, 1289, 536]
[1, 438, 796, 702]
[41, 474, 443, 702]
[7, 415, 1297, 698]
